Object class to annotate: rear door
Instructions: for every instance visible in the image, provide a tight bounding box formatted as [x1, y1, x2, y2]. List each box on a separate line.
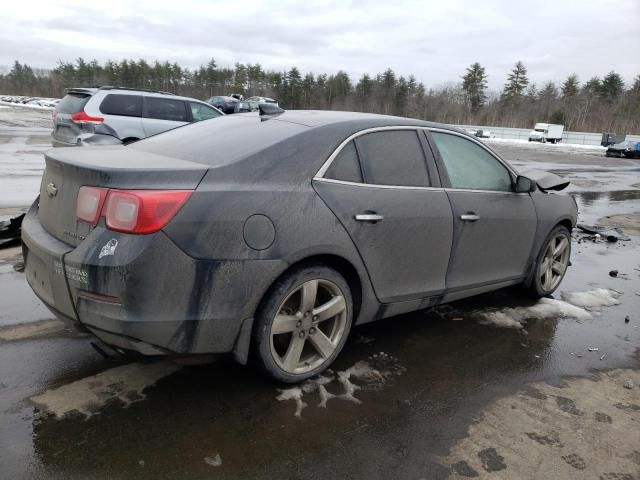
[428, 130, 536, 291]
[314, 129, 453, 303]
[142, 97, 189, 136]
[94, 93, 143, 141]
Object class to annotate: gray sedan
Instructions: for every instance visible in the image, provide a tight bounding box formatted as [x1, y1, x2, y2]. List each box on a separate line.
[22, 111, 577, 383]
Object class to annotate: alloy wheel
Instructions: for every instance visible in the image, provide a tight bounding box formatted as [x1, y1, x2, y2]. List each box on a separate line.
[270, 279, 348, 375]
[538, 233, 570, 292]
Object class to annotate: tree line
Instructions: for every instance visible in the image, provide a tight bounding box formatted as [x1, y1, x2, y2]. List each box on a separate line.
[2, 58, 638, 134]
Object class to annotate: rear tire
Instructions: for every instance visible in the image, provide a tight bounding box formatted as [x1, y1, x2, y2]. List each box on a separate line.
[526, 225, 571, 298]
[253, 265, 353, 383]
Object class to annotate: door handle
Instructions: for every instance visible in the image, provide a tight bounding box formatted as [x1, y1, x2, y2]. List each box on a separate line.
[460, 213, 480, 222]
[355, 213, 384, 222]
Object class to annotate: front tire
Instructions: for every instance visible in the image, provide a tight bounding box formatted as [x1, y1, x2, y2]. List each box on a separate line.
[253, 265, 353, 383]
[527, 225, 571, 298]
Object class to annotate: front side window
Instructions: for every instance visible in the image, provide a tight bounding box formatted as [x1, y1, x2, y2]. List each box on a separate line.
[355, 130, 430, 187]
[99, 94, 142, 117]
[324, 140, 363, 183]
[430, 132, 512, 192]
[189, 102, 222, 122]
[145, 97, 188, 122]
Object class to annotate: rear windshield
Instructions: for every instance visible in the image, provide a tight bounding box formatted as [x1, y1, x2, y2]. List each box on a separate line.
[56, 92, 91, 113]
[131, 115, 305, 167]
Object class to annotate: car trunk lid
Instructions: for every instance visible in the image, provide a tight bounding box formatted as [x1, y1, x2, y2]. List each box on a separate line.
[38, 145, 208, 246]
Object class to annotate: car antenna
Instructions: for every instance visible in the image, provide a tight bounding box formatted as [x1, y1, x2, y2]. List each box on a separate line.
[259, 103, 285, 120]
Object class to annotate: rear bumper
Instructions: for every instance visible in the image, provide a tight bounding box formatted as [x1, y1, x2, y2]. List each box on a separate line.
[51, 131, 122, 147]
[51, 133, 78, 147]
[22, 204, 283, 356]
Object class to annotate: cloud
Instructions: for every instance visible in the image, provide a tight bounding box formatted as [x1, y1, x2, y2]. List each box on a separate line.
[0, 0, 638, 90]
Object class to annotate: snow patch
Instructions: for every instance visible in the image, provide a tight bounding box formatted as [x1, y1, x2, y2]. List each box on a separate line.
[485, 137, 606, 152]
[560, 288, 621, 310]
[30, 361, 181, 418]
[276, 353, 405, 418]
[204, 453, 222, 467]
[477, 289, 621, 330]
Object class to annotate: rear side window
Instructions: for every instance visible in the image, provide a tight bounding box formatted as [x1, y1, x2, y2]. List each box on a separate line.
[355, 130, 430, 187]
[325, 141, 363, 183]
[56, 93, 91, 113]
[189, 102, 222, 122]
[99, 94, 142, 117]
[145, 97, 188, 122]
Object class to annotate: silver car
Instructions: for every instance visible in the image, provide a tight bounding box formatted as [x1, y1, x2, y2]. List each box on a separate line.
[51, 87, 223, 147]
[246, 96, 278, 111]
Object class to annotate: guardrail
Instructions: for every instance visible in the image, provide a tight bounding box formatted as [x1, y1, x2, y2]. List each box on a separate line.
[452, 124, 640, 146]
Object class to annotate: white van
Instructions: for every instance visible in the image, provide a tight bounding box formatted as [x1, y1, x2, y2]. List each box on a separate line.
[528, 123, 564, 144]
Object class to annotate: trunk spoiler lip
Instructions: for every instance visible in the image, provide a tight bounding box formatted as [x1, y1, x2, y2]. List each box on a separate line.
[519, 169, 570, 192]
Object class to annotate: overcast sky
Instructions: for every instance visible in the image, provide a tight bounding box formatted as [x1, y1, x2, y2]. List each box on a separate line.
[1, 0, 638, 90]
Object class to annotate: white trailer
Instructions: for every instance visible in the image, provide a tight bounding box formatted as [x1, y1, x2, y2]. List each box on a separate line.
[528, 123, 564, 143]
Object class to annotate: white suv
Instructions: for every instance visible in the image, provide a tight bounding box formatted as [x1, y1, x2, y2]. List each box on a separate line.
[51, 86, 223, 147]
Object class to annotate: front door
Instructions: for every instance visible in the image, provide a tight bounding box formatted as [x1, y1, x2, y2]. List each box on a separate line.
[314, 130, 453, 303]
[142, 97, 189, 137]
[428, 130, 536, 290]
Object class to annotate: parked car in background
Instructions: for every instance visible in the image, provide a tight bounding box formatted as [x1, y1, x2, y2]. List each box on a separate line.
[234, 100, 253, 113]
[605, 140, 640, 158]
[206, 95, 239, 113]
[601, 132, 626, 147]
[51, 86, 222, 147]
[474, 129, 492, 139]
[0, 95, 61, 108]
[246, 96, 278, 111]
[528, 123, 564, 143]
[23, 110, 576, 383]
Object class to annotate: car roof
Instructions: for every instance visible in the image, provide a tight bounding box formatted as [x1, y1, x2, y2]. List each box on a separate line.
[131, 110, 466, 184]
[66, 86, 209, 104]
[249, 109, 445, 129]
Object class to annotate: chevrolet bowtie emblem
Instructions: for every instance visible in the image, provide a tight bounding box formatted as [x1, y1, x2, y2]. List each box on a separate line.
[46, 182, 58, 198]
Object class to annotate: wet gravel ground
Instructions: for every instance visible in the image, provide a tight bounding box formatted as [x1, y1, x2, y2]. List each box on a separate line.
[0, 121, 639, 479]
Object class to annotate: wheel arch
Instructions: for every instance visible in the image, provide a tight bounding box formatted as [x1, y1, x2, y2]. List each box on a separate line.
[524, 218, 573, 288]
[557, 218, 574, 232]
[257, 253, 363, 324]
[233, 253, 364, 367]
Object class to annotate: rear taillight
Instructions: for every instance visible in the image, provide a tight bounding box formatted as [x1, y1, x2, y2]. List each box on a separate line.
[76, 186, 108, 224]
[70, 111, 104, 124]
[76, 188, 192, 234]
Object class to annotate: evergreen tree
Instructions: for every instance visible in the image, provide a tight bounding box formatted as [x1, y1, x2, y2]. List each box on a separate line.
[599, 71, 624, 101]
[502, 61, 529, 103]
[561, 74, 579, 98]
[461, 62, 488, 112]
[394, 76, 409, 116]
[286, 67, 303, 108]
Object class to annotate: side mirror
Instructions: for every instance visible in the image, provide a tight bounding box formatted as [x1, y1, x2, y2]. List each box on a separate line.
[515, 175, 536, 193]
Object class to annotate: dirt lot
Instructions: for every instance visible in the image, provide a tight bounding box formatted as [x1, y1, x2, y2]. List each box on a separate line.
[0, 107, 639, 479]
